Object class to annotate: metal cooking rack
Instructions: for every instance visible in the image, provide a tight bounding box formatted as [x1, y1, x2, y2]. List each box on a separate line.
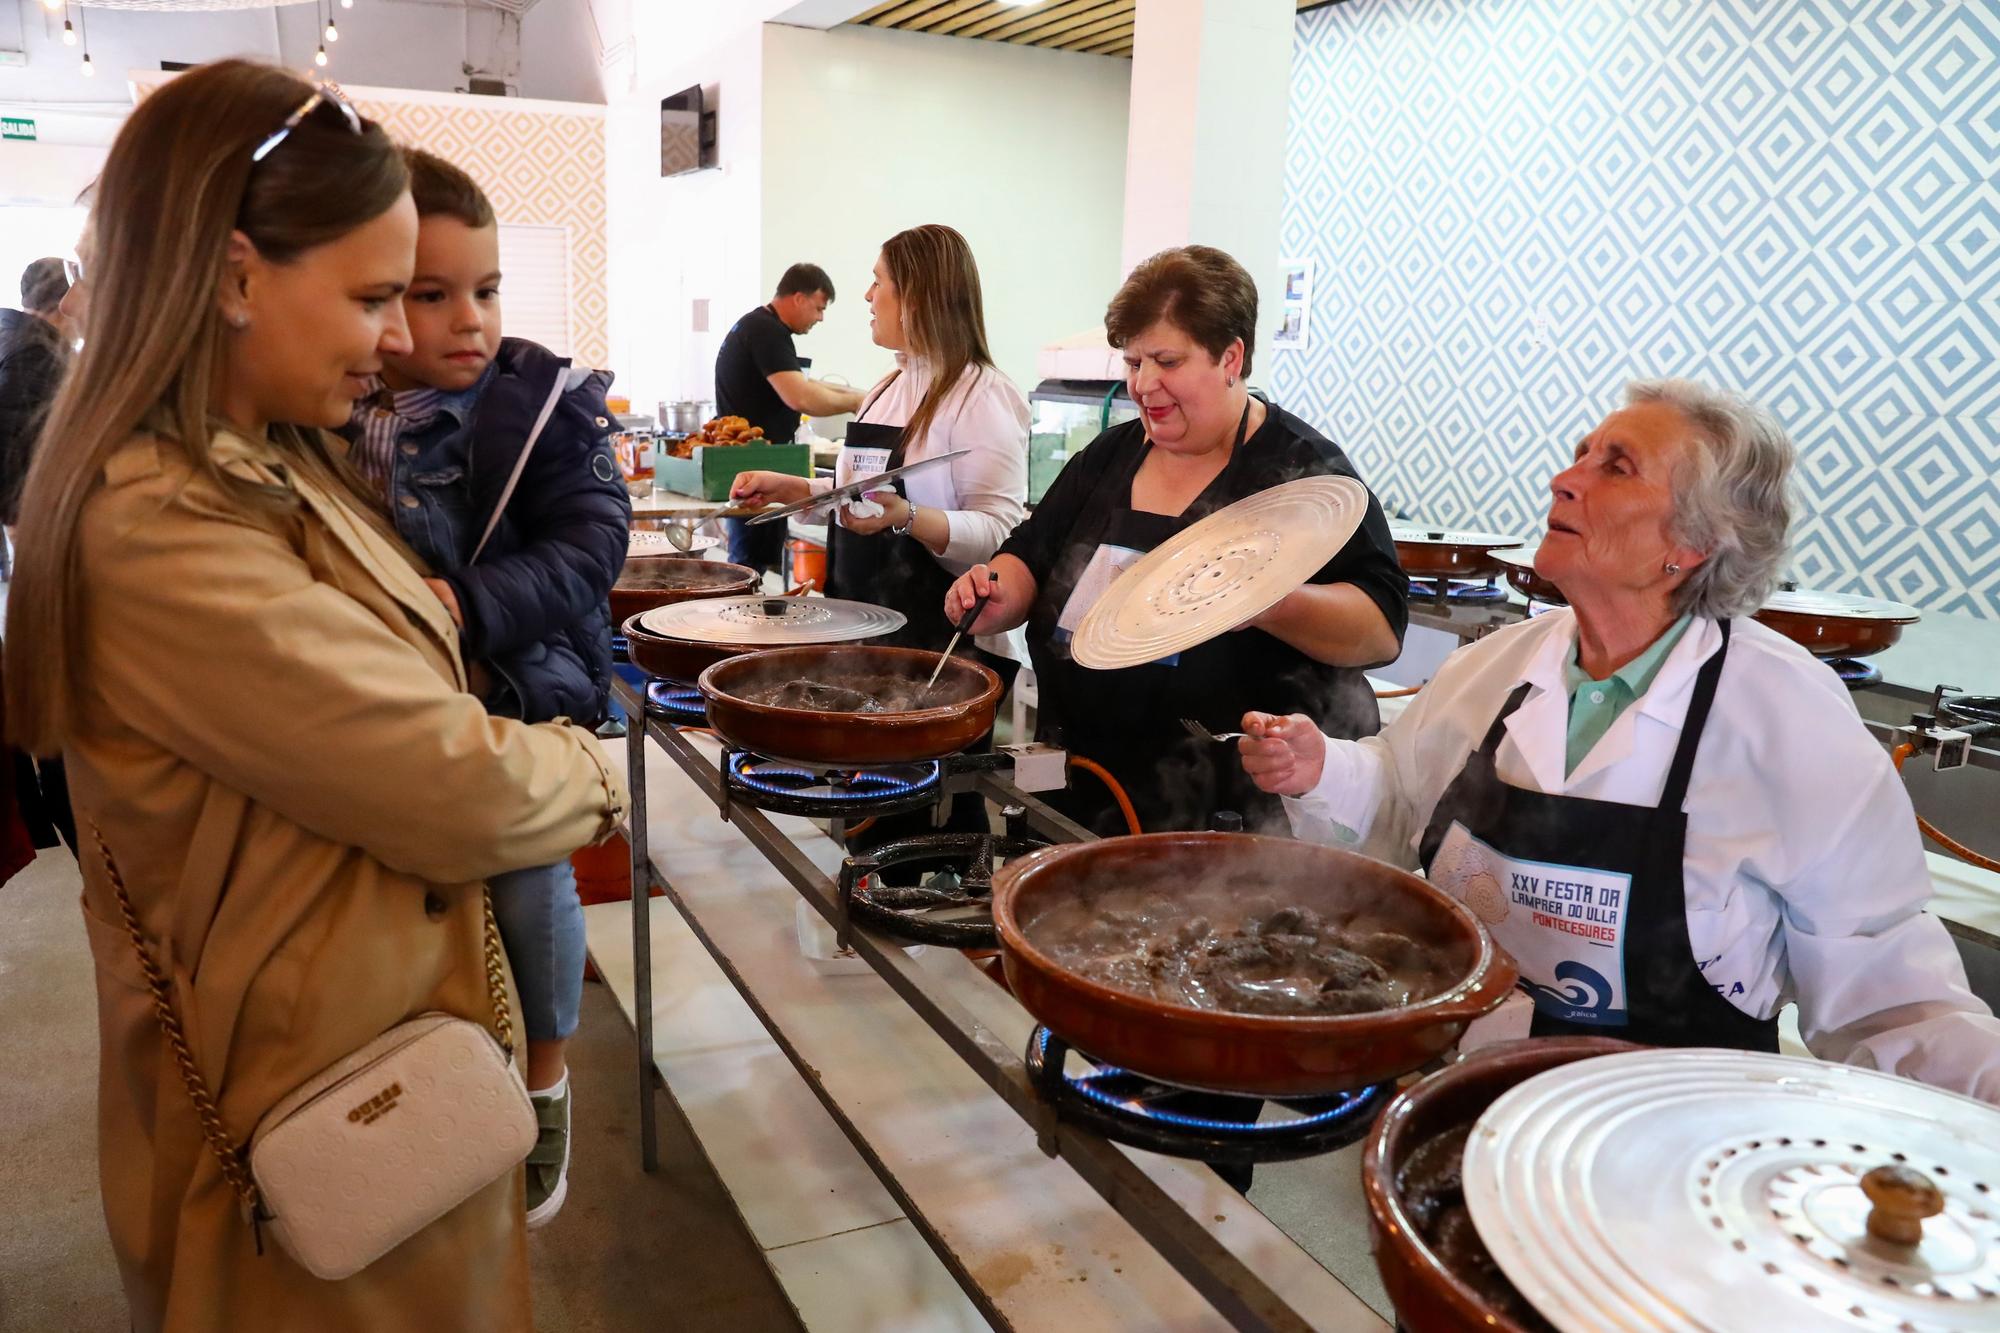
[610, 673, 1337, 1333]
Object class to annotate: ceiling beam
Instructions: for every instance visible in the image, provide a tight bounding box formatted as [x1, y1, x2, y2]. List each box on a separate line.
[868, 0, 959, 25]
[930, 0, 1038, 34]
[1065, 23, 1136, 52]
[902, 0, 1000, 31]
[1013, 0, 1135, 46]
[1032, 7, 1136, 48]
[961, 0, 1106, 40]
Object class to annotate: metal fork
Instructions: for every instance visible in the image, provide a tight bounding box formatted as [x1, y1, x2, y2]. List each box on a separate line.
[1180, 717, 1247, 744]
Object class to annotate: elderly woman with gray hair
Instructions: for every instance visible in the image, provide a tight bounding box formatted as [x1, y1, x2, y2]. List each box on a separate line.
[1240, 378, 2000, 1099]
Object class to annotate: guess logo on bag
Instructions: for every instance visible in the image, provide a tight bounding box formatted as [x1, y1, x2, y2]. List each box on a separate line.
[347, 1082, 405, 1126]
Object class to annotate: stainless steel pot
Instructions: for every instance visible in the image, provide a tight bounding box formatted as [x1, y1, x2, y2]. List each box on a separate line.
[658, 400, 709, 434]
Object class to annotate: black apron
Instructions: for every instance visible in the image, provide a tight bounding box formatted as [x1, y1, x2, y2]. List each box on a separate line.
[822, 376, 1013, 846]
[1416, 619, 1777, 1051]
[822, 376, 959, 653]
[1031, 404, 1333, 835]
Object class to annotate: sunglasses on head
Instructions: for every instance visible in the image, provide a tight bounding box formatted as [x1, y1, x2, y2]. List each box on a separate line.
[250, 79, 363, 164]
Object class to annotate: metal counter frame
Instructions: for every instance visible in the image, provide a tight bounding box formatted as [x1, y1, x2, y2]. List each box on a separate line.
[611, 673, 1338, 1333]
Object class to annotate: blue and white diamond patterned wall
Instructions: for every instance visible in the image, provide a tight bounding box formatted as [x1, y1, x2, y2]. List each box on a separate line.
[1271, 0, 2000, 619]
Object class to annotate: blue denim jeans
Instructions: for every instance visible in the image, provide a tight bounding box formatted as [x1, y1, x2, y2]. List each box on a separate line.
[488, 858, 585, 1043]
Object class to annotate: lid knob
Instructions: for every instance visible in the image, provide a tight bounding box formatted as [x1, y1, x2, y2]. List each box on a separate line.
[1861, 1164, 1944, 1246]
[762, 598, 788, 618]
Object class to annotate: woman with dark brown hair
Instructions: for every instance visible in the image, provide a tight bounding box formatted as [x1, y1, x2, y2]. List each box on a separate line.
[731, 223, 1029, 656]
[4, 60, 625, 1328]
[944, 245, 1407, 838]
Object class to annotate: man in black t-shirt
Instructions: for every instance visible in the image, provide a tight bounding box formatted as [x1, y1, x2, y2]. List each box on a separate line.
[715, 263, 864, 572]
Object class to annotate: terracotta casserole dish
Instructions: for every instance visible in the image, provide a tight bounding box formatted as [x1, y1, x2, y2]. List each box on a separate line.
[609, 556, 759, 625]
[992, 832, 1518, 1098]
[1361, 1037, 1637, 1333]
[697, 644, 1002, 767]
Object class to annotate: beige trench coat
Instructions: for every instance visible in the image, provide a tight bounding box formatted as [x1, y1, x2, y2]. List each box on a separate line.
[65, 429, 628, 1331]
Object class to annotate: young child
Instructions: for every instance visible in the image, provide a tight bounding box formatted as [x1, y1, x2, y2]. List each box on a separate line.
[347, 148, 630, 1228]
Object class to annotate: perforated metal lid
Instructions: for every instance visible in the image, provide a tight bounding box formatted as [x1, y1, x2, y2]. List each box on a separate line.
[1390, 527, 1523, 547]
[1463, 1048, 2000, 1332]
[636, 595, 906, 645]
[1072, 475, 1367, 670]
[1759, 589, 1923, 622]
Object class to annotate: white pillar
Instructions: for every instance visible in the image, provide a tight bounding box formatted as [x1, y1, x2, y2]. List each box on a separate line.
[1120, 0, 1297, 342]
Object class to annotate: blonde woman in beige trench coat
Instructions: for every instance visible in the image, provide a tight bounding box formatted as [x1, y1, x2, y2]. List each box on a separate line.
[4, 61, 627, 1331]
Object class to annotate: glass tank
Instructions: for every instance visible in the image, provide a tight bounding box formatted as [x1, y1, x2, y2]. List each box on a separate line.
[1027, 379, 1138, 504]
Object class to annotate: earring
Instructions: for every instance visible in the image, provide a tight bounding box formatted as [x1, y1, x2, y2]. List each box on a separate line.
[1227, 375, 1237, 387]
[1665, 562, 1682, 575]
[228, 312, 250, 330]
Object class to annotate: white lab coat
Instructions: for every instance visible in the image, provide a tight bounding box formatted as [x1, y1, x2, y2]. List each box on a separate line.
[1284, 608, 2000, 1104]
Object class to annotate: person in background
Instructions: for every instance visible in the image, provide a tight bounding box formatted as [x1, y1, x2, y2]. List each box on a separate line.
[4, 60, 626, 1326]
[731, 225, 1030, 839]
[944, 245, 1406, 839]
[1, 257, 79, 856]
[0, 257, 73, 528]
[1241, 380, 2000, 1102]
[714, 263, 864, 574]
[346, 147, 630, 1230]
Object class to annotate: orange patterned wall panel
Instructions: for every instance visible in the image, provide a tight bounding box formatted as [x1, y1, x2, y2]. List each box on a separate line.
[130, 72, 611, 371]
[355, 96, 609, 370]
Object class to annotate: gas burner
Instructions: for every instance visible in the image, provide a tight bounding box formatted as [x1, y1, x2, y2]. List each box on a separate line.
[1942, 694, 2000, 731]
[720, 748, 943, 820]
[1525, 598, 1564, 617]
[1828, 657, 1881, 688]
[644, 679, 706, 723]
[611, 634, 629, 665]
[1024, 1027, 1391, 1165]
[838, 832, 1049, 948]
[1408, 577, 1507, 602]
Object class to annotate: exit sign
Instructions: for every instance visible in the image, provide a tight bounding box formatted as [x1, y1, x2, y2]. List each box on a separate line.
[1, 117, 34, 141]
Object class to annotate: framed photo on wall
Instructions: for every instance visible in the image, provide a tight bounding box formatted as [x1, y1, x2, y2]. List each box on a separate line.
[1275, 258, 1313, 351]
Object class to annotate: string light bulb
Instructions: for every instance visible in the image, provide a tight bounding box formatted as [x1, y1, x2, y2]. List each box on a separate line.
[81, 51, 94, 77]
[42, 0, 62, 11]
[341, 0, 353, 7]
[62, 18, 76, 44]
[314, 44, 328, 67]
[325, 19, 338, 41]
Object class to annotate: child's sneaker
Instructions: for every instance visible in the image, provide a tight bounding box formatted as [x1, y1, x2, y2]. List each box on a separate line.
[525, 1073, 572, 1229]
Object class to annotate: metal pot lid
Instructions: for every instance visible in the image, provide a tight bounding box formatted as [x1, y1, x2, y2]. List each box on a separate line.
[1489, 544, 1540, 569]
[1390, 527, 1522, 548]
[1072, 476, 1368, 670]
[1462, 1048, 2000, 1333]
[628, 529, 719, 556]
[636, 595, 906, 645]
[1758, 589, 1922, 622]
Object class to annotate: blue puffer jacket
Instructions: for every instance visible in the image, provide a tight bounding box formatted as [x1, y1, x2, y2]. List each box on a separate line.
[363, 337, 631, 726]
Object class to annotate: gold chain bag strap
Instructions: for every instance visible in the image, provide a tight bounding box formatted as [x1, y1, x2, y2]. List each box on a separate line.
[95, 824, 537, 1280]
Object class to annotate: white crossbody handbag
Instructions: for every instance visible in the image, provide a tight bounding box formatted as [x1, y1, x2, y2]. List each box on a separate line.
[96, 825, 536, 1281]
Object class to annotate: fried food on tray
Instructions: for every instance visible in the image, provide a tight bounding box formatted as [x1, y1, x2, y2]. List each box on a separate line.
[678, 415, 767, 448]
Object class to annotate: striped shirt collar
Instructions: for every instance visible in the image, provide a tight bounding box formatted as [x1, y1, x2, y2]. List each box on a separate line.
[349, 373, 485, 500]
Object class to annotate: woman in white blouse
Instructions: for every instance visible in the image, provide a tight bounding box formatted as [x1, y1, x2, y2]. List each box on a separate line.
[731, 224, 1028, 656]
[1237, 379, 2000, 1104]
